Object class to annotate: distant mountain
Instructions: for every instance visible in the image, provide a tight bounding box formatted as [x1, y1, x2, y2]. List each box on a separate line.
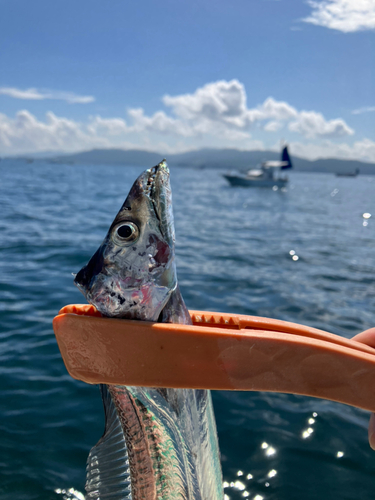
[19, 147, 375, 175]
[50, 148, 163, 166]
[47, 147, 290, 169]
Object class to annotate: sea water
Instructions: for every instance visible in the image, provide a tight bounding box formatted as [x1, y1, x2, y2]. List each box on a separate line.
[0, 160, 374, 500]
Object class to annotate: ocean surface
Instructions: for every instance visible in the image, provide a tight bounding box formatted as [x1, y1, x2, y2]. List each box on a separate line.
[1, 160, 375, 500]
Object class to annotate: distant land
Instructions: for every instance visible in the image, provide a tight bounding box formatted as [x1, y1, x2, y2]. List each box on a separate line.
[4, 148, 375, 175]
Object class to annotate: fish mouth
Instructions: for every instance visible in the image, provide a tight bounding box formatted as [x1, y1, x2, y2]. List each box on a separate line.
[143, 164, 159, 198]
[87, 277, 173, 320]
[141, 160, 174, 247]
[142, 159, 169, 201]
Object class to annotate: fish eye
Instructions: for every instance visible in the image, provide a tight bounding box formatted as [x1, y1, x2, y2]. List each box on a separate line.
[112, 222, 139, 246]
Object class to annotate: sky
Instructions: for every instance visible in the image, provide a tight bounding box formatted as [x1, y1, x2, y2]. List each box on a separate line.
[0, 0, 374, 161]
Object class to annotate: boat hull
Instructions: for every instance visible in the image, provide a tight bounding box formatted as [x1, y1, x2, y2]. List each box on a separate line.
[223, 174, 288, 188]
[335, 173, 358, 177]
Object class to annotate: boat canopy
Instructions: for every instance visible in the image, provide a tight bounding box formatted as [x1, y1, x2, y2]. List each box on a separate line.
[246, 168, 264, 177]
[262, 160, 290, 169]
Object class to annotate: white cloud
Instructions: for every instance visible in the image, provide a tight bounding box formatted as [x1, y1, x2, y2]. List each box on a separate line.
[128, 81, 254, 140]
[138, 80, 351, 141]
[264, 121, 283, 132]
[289, 138, 375, 161]
[87, 116, 129, 136]
[0, 87, 95, 104]
[128, 108, 193, 136]
[0, 108, 373, 162]
[0, 110, 107, 154]
[352, 106, 375, 115]
[303, 0, 375, 32]
[288, 110, 354, 138]
[0, 80, 365, 160]
[255, 97, 298, 122]
[163, 80, 249, 127]
[161, 82, 296, 131]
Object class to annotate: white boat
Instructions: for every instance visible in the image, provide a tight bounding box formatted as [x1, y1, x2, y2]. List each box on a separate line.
[223, 146, 293, 188]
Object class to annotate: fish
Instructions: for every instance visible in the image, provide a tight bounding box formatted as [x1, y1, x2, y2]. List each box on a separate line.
[74, 160, 224, 500]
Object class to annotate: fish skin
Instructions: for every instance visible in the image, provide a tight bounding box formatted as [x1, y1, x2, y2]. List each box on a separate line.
[75, 161, 223, 500]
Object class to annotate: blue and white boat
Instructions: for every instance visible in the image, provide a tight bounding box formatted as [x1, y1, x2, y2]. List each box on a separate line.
[223, 145, 293, 188]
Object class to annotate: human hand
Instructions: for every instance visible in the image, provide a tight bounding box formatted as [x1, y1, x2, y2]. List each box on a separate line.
[351, 327, 375, 450]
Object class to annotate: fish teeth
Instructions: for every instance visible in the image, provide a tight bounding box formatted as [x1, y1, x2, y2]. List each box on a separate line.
[144, 166, 157, 195]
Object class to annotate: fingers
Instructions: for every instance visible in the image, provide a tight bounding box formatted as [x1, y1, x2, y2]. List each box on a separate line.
[369, 413, 375, 451]
[351, 328, 375, 349]
[352, 328, 375, 451]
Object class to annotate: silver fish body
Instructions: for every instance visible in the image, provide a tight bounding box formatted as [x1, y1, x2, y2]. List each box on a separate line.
[75, 161, 223, 500]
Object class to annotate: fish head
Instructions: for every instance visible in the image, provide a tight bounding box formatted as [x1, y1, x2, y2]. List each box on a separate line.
[74, 160, 177, 320]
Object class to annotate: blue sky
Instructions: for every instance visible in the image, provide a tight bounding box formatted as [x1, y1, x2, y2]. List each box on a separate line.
[0, 0, 374, 161]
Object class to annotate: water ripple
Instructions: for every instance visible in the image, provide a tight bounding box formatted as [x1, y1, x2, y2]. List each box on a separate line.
[1, 161, 375, 499]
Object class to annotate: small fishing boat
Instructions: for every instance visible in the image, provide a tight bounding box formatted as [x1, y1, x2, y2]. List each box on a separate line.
[336, 168, 359, 177]
[223, 145, 293, 188]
